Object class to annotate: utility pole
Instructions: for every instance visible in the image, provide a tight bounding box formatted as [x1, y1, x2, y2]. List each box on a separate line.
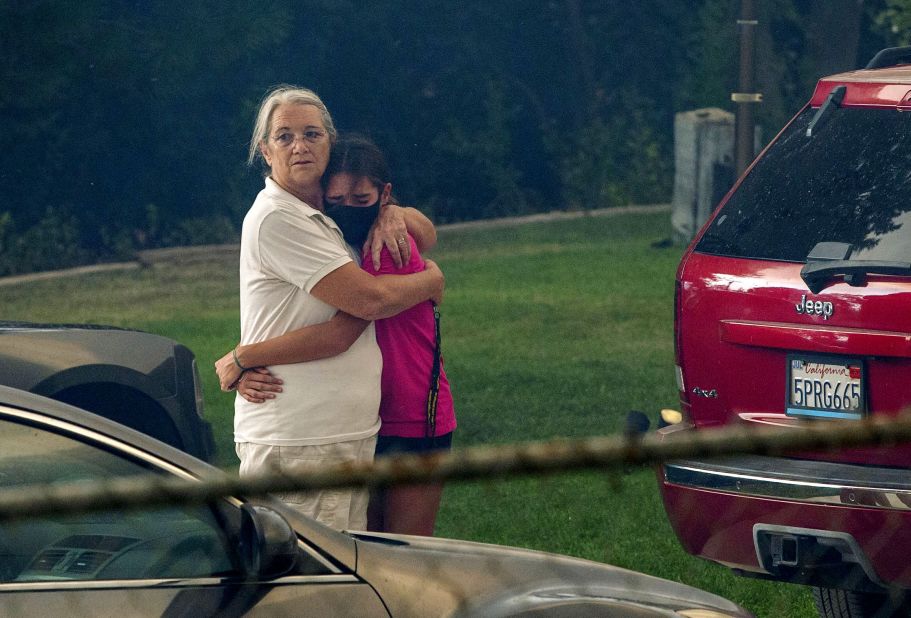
[732, 0, 761, 176]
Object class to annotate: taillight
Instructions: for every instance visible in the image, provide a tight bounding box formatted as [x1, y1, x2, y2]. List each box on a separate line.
[674, 278, 690, 405]
[675, 364, 685, 393]
[674, 278, 683, 372]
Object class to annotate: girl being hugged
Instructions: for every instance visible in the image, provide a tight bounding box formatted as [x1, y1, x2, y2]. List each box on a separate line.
[323, 135, 456, 535]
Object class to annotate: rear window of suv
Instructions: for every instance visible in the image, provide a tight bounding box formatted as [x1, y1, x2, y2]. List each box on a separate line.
[696, 104, 911, 263]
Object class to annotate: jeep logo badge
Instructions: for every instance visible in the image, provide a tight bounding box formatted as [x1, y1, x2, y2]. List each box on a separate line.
[795, 294, 833, 320]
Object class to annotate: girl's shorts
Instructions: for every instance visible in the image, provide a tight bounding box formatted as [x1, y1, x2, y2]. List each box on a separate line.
[375, 432, 453, 457]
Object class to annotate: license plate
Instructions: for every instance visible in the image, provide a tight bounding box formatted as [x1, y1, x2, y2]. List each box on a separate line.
[786, 355, 865, 420]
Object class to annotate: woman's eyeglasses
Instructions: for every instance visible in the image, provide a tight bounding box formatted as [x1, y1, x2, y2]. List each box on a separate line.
[271, 129, 328, 148]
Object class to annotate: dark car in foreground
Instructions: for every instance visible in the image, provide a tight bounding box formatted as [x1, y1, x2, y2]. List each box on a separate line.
[659, 47, 911, 617]
[0, 386, 750, 617]
[0, 320, 214, 461]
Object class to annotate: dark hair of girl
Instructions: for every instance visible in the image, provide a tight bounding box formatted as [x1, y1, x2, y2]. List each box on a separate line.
[322, 133, 391, 192]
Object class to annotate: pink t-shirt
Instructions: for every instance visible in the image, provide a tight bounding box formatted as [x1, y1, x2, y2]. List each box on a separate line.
[362, 235, 456, 438]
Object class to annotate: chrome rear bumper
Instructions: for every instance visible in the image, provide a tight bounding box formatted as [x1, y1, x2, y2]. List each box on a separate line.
[664, 455, 911, 511]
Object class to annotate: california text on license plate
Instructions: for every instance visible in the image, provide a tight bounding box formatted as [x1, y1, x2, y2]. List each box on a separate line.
[786, 355, 865, 420]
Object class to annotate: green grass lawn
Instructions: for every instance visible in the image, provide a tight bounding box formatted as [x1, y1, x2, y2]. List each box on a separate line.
[0, 211, 814, 617]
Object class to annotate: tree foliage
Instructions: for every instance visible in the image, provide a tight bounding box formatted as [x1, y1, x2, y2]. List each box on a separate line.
[0, 0, 903, 274]
[875, 0, 911, 43]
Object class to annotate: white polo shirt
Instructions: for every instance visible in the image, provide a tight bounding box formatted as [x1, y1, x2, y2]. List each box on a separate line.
[234, 177, 382, 446]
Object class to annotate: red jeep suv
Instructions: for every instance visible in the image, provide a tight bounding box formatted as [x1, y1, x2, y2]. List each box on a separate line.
[659, 47, 911, 618]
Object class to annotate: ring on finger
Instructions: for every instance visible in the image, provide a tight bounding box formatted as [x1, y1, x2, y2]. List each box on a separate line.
[397, 237, 407, 245]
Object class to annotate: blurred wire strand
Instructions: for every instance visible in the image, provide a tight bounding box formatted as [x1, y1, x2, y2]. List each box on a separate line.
[2, 411, 911, 521]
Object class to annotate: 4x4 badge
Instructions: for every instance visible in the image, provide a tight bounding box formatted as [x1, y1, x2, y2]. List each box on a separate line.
[795, 294, 833, 320]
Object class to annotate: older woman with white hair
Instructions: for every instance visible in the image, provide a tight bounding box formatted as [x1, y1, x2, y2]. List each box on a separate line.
[229, 85, 443, 531]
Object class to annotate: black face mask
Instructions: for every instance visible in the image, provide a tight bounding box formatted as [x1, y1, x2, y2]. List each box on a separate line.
[323, 200, 380, 248]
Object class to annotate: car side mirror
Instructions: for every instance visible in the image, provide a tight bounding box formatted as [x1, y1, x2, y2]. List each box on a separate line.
[240, 503, 299, 578]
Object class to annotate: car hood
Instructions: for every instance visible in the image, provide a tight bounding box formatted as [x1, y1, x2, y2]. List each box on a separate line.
[351, 531, 751, 617]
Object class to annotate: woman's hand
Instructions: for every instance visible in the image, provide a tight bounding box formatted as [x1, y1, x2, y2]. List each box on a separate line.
[364, 204, 410, 269]
[424, 259, 445, 305]
[236, 368, 284, 404]
[215, 349, 244, 391]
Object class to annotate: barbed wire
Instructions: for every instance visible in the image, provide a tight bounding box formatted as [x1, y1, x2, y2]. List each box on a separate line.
[2, 411, 911, 521]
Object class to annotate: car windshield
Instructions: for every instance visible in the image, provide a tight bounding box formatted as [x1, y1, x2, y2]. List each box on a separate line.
[696, 104, 911, 263]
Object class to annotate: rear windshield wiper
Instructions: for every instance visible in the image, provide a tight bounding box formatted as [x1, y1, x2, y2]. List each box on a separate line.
[801, 259, 911, 293]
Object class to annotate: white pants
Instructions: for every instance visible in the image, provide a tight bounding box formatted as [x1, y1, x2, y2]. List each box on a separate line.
[236, 435, 376, 531]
